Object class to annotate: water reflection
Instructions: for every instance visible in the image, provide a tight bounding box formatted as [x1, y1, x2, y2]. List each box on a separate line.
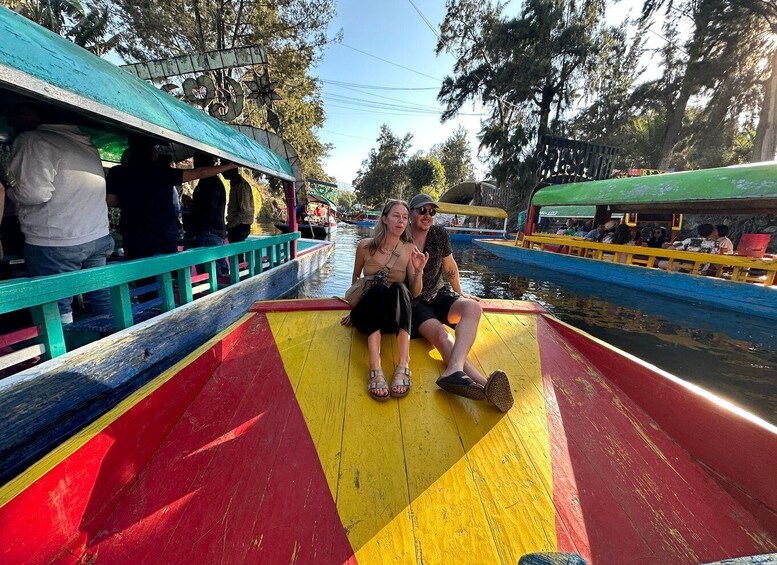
[290, 223, 777, 424]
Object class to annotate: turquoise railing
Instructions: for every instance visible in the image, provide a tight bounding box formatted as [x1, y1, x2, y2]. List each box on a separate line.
[0, 233, 298, 362]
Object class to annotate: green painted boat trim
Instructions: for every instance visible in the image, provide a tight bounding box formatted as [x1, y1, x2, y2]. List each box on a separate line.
[0, 7, 294, 179]
[532, 162, 777, 213]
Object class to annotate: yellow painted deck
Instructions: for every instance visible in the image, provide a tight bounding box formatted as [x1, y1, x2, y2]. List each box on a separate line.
[3, 299, 776, 564]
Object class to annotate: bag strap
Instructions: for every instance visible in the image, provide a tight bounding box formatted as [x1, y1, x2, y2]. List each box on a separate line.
[384, 240, 404, 271]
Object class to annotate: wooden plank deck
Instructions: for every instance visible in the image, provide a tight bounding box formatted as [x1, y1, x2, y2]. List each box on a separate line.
[1, 299, 775, 564]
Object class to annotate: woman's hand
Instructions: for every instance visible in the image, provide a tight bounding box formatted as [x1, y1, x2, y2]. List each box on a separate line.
[460, 292, 481, 302]
[340, 314, 352, 326]
[411, 248, 429, 272]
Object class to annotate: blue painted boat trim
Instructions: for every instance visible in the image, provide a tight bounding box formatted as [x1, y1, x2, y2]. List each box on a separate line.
[475, 240, 777, 321]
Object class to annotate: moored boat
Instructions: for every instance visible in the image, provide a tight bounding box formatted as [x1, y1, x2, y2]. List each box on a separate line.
[476, 162, 777, 320]
[437, 201, 509, 242]
[1, 298, 775, 563]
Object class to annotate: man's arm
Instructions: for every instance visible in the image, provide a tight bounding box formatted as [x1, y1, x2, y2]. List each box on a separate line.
[8, 134, 57, 206]
[181, 163, 237, 183]
[442, 253, 462, 294]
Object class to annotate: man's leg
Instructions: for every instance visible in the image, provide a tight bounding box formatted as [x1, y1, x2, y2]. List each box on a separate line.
[81, 235, 115, 315]
[24, 243, 82, 323]
[446, 298, 486, 385]
[418, 315, 487, 386]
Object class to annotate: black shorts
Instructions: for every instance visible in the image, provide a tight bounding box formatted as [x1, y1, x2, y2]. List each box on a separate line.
[411, 289, 459, 338]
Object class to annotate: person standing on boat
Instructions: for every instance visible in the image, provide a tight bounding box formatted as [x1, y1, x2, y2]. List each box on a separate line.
[190, 152, 231, 276]
[8, 103, 114, 324]
[106, 134, 236, 259]
[224, 168, 254, 243]
[407, 193, 514, 413]
[341, 199, 428, 401]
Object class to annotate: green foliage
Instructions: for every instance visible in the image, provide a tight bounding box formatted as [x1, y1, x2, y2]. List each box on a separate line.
[335, 190, 355, 212]
[437, 0, 606, 196]
[353, 125, 413, 207]
[429, 126, 475, 187]
[4, 0, 116, 54]
[406, 156, 446, 200]
[106, 0, 338, 184]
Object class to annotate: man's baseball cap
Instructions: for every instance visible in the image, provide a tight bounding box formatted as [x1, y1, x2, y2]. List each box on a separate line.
[408, 193, 439, 210]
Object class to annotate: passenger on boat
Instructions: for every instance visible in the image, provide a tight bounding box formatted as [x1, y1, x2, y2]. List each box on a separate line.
[8, 103, 114, 324]
[408, 193, 514, 413]
[224, 168, 254, 243]
[659, 223, 719, 272]
[106, 135, 235, 259]
[584, 223, 606, 242]
[647, 227, 668, 248]
[574, 223, 590, 238]
[341, 199, 428, 401]
[600, 219, 620, 243]
[191, 152, 232, 276]
[716, 224, 734, 254]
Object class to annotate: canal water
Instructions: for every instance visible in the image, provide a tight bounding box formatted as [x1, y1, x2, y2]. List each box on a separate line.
[282, 223, 777, 425]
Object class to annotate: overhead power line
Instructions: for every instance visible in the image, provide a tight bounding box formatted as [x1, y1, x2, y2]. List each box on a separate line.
[408, 0, 440, 38]
[319, 78, 438, 91]
[339, 43, 443, 82]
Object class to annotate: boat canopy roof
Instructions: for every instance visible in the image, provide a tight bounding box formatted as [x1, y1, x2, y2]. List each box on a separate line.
[437, 202, 508, 219]
[531, 162, 777, 214]
[307, 193, 337, 211]
[0, 7, 294, 180]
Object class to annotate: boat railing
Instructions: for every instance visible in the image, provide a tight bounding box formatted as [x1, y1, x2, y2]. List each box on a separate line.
[0, 233, 298, 370]
[520, 234, 777, 286]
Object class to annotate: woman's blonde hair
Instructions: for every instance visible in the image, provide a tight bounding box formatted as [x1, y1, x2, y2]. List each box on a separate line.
[368, 199, 412, 254]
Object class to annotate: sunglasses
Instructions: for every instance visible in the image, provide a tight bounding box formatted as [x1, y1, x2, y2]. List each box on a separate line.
[416, 207, 437, 216]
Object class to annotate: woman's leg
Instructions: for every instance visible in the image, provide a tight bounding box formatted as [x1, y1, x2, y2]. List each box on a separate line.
[367, 330, 382, 369]
[392, 329, 411, 395]
[367, 330, 388, 399]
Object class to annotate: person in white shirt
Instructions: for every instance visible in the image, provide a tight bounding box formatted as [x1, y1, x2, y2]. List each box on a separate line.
[8, 104, 113, 324]
[715, 224, 734, 254]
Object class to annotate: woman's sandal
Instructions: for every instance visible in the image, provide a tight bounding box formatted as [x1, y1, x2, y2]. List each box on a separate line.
[435, 371, 486, 400]
[390, 366, 412, 398]
[484, 370, 514, 413]
[368, 369, 390, 402]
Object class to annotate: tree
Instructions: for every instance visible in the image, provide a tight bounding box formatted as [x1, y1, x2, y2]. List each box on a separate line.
[429, 126, 475, 186]
[637, 0, 769, 168]
[353, 125, 413, 207]
[406, 156, 446, 199]
[437, 0, 606, 202]
[4, 0, 117, 54]
[106, 0, 338, 181]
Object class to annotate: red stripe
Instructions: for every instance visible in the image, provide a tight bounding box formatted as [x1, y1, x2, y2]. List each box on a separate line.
[86, 313, 354, 563]
[0, 320, 248, 565]
[546, 316, 777, 536]
[537, 316, 777, 563]
[248, 297, 546, 314]
[0, 326, 40, 349]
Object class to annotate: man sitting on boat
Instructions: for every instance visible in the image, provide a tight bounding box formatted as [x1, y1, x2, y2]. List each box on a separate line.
[408, 193, 514, 413]
[659, 223, 720, 273]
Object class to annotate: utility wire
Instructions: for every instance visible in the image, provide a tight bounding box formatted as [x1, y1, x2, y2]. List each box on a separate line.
[325, 83, 446, 111]
[408, 0, 439, 38]
[339, 43, 443, 82]
[319, 78, 438, 91]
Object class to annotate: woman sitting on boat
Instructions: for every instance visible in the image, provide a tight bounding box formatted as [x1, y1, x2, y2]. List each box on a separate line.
[647, 227, 668, 248]
[342, 199, 429, 401]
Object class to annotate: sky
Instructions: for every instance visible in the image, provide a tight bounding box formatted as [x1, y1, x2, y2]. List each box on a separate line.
[312, 0, 643, 192]
[312, 1, 488, 191]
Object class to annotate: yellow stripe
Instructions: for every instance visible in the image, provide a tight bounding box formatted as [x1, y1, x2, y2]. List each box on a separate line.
[0, 313, 254, 508]
[272, 305, 558, 563]
[436, 202, 508, 218]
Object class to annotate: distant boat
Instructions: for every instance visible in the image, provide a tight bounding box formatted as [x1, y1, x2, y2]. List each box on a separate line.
[342, 210, 380, 228]
[437, 202, 508, 242]
[275, 221, 333, 239]
[476, 162, 777, 320]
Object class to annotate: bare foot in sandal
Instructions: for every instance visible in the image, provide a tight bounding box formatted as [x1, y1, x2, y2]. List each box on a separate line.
[391, 366, 412, 398]
[368, 369, 390, 402]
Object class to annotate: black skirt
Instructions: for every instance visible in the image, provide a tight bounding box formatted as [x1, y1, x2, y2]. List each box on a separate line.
[350, 282, 412, 336]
